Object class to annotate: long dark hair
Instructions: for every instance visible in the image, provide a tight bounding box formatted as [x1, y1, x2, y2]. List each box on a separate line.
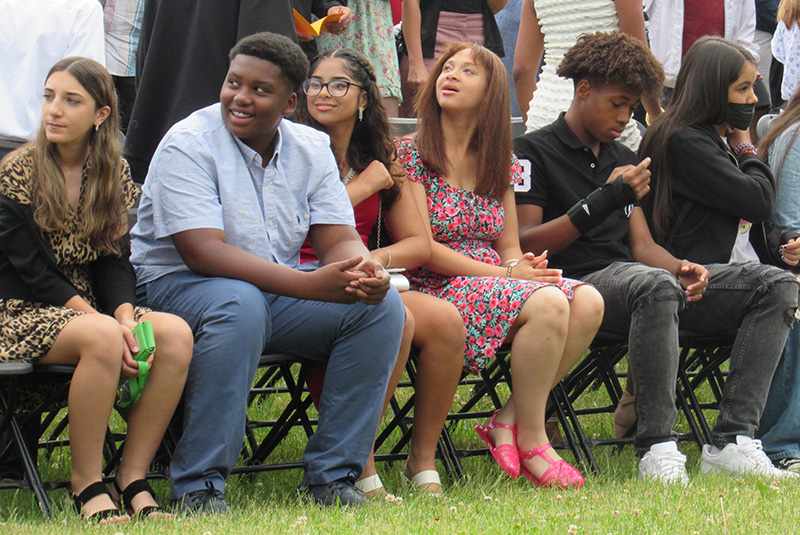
[639, 36, 756, 243]
[414, 42, 512, 200]
[296, 47, 400, 209]
[758, 85, 800, 178]
[32, 57, 127, 255]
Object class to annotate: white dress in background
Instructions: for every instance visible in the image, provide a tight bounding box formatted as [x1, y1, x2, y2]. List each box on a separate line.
[524, 0, 642, 150]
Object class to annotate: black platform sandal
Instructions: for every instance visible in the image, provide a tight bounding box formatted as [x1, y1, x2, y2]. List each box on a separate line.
[113, 479, 169, 519]
[72, 481, 127, 523]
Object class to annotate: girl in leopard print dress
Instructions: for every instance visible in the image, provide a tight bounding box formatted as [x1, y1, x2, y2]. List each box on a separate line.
[0, 58, 192, 523]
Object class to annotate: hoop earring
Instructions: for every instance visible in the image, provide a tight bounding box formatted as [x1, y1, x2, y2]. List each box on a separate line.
[358, 107, 364, 122]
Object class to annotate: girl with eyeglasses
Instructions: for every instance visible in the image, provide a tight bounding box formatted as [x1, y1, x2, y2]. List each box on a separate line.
[296, 48, 465, 497]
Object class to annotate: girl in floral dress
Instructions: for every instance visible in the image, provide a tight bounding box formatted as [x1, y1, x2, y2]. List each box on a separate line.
[397, 42, 604, 488]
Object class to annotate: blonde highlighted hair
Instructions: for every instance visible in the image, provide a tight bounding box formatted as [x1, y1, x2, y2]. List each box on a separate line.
[779, 0, 800, 28]
[32, 57, 127, 255]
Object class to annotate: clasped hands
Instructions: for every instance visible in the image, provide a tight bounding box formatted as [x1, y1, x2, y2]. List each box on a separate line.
[311, 256, 391, 305]
[508, 250, 563, 283]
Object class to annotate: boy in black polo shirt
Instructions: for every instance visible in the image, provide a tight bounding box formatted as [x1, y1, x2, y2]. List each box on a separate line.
[515, 31, 798, 482]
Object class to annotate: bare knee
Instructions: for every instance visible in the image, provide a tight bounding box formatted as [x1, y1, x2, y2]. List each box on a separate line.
[570, 285, 605, 330]
[413, 299, 465, 351]
[518, 287, 570, 337]
[402, 305, 416, 346]
[78, 315, 125, 367]
[144, 312, 194, 371]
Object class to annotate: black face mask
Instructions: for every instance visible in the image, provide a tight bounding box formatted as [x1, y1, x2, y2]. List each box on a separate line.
[725, 102, 755, 131]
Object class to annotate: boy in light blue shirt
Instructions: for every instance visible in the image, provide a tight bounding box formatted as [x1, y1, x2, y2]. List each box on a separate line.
[131, 32, 404, 511]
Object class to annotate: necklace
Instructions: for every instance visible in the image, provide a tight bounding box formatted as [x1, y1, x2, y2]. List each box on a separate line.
[447, 157, 473, 190]
[342, 168, 356, 185]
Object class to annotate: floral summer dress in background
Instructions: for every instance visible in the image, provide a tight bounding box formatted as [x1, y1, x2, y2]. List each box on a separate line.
[317, 0, 402, 101]
[396, 138, 586, 374]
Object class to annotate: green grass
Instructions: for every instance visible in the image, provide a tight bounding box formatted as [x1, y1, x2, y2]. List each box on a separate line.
[2, 363, 799, 534]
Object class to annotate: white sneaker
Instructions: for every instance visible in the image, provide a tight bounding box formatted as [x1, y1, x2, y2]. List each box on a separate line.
[700, 436, 800, 478]
[639, 441, 689, 485]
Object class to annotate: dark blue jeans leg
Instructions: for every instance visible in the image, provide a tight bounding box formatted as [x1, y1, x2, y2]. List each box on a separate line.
[581, 262, 684, 452]
[262, 288, 405, 485]
[757, 324, 800, 461]
[678, 263, 797, 449]
[139, 272, 269, 499]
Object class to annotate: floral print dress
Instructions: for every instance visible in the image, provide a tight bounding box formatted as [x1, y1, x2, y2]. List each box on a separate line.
[317, 0, 402, 101]
[396, 139, 586, 374]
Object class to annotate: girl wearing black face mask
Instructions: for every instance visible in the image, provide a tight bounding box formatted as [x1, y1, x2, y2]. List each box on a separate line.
[637, 36, 800, 270]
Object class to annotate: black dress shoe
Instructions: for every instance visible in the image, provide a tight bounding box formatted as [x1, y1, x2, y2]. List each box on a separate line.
[298, 477, 366, 506]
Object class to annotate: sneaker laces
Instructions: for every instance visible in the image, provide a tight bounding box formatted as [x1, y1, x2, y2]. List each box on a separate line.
[780, 458, 800, 470]
[655, 450, 688, 479]
[736, 439, 774, 469]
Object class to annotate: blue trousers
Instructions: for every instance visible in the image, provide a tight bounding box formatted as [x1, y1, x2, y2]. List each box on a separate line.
[757, 323, 800, 461]
[139, 270, 404, 498]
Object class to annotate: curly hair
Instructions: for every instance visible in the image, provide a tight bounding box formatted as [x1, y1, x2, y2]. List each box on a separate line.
[229, 32, 309, 93]
[556, 31, 664, 96]
[296, 48, 400, 209]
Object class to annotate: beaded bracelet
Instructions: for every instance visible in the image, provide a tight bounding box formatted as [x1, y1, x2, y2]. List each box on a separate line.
[505, 259, 520, 278]
[733, 142, 757, 158]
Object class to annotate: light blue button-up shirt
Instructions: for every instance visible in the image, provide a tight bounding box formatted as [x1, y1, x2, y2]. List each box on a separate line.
[131, 103, 355, 285]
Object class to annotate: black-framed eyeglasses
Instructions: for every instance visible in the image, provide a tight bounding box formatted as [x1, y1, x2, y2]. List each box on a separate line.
[302, 79, 364, 98]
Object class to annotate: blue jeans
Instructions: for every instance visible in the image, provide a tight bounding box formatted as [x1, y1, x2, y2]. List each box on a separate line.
[757, 323, 800, 461]
[138, 270, 405, 498]
[582, 262, 796, 451]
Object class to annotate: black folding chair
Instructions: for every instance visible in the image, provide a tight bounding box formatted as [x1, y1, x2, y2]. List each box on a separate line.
[238, 353, 316, 474]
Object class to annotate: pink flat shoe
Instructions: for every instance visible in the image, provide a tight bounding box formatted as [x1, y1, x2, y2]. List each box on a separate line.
[475, 410, 521, 479]
[519, 443, 585, 489]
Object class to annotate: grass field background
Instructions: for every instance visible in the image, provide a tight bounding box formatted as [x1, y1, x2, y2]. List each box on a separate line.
[2, 360, 798, 534]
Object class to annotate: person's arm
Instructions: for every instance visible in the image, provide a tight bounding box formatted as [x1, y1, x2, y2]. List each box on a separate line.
[402, 0, 428, 90]
[517, 157, 651, 255]
[172, 227, 367, 303]
[513, 0, 544, 118]
[374, 178, 432, 270]
[345, 160, 396, 207]
[0, 196, 82, 306]
[487, 0, 510, 14]
[735, 0, 760, 61]
[615, 0, 662, 118]
[627, 207, 708, 301]
[68, 0, 106, 66]
[90, 234, 137, 314]
[670, 129, 776, 223]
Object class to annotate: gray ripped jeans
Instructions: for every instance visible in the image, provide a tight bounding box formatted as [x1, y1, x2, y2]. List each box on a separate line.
[581, 262, 797, 452]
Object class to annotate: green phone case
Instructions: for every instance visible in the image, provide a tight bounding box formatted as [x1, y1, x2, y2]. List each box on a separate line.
[117, 321, 155, 408]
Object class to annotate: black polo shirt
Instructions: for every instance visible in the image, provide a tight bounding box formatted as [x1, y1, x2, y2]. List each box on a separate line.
[514, 113, 638, 279]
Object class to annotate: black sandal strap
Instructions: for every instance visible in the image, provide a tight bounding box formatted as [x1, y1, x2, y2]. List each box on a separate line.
[72, 482, 124, 522]
[75, 481, 112, 504]
[120, 479, 156, 507]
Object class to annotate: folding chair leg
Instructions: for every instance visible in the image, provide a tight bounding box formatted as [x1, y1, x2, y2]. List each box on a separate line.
[0, 383, 53, 520]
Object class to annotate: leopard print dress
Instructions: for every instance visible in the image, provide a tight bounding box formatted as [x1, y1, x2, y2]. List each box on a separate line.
[0, 147, 147, 363]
